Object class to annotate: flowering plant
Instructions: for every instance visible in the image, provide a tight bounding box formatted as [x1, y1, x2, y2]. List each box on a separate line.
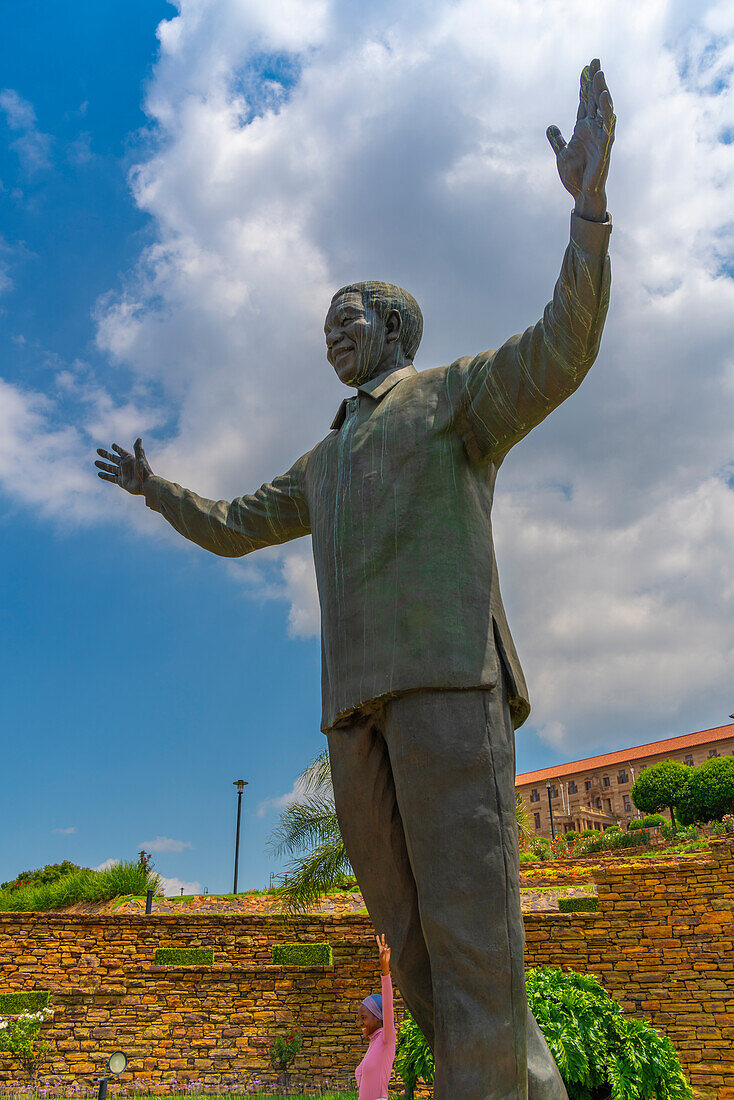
[0, 1005, 54, 1080]
[268, 1029, 303, 1071]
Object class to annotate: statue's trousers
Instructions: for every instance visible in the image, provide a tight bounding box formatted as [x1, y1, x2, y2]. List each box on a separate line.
[328, 672, 568, 1100]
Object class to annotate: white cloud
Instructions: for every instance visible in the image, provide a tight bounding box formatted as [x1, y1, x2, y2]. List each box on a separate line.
[0, 89, 52, 173]
[160, 875, 202, 896]
[4, 0, 734, 755]
[94, 858, 120, 872]
[52, 826, 76, 835]
[139, 836, 192, 853]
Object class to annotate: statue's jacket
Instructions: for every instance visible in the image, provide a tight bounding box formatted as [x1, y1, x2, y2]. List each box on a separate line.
[144, 214, 611, 732]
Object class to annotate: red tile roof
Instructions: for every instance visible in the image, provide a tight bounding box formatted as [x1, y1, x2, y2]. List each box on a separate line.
[516, 722, 734, 787]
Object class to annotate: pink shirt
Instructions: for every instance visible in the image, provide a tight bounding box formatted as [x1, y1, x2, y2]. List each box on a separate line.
[355, 974, 396, 1100]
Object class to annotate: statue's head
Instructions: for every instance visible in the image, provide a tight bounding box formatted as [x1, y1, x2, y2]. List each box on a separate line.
[324, 281, 423, 387]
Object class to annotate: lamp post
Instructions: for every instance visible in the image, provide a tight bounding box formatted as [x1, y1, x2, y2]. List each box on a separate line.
[232, 779, 248, 894]
[546, 781, 556, 840]
[97, 1051, 127, 1100]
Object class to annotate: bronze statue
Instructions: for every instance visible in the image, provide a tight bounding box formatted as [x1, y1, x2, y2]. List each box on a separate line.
[96, 59, 614, 1100]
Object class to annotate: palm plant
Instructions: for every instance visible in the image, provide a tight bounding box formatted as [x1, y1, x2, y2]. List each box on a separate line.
[269, 749, 352, 913]
[270, 749, 533, 912]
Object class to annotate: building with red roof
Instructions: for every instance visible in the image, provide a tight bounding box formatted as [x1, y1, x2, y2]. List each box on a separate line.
[516, 721, 734, 839]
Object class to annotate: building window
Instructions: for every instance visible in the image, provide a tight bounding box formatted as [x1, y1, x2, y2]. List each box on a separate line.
[709, 749, 718, 758]
[603, 776, 611, 788]
[618, 770, 627, 783]
[548, 785, 558, 798]
[568, 780, 577, 794]
[605, 798, 612, 812]
[534, 813, 541, 830]
[585, 780, 592, 792]
[684, 754, 694, 766]
[623, 796, 632, 812]
[530, 789, 539, 802]
[596, 798, 602, 809]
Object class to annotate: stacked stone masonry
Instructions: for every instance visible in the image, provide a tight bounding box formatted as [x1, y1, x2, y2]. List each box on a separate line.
[0, 838, 733, 1098]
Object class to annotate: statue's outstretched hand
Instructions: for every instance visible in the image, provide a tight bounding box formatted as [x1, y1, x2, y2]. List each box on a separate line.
[547, 58, 615, 223]
[95, 437, 152, 495]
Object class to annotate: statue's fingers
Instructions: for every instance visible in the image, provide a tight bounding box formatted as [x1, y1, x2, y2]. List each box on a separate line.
[96, 447, 120, 463]
[577, 65, 590, 120]
[111, 443, 132, 459]
[134, 437, 148, 463]
[97, 471, 118, 483]
[95, 460, 119, 474]
[599, 88, 614, 122]
[546, 126, 567, 155]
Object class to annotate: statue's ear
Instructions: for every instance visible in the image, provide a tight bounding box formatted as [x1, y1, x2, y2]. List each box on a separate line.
[385, 308, 402, 343]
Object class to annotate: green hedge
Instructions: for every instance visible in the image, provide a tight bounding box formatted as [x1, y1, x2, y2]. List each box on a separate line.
[272, 943, 333, 967]
[153, 947, 214, 966]
[0, 991, 51, 1015]
[558, 896, 599, 913]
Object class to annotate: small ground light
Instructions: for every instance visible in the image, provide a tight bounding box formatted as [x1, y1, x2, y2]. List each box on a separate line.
[97, 1050, 127, 1100]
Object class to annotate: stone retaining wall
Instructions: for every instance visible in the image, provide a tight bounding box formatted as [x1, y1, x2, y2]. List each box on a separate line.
[1, 838, 732, 1097]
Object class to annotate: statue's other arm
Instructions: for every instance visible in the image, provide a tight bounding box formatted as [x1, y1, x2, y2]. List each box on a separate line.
[143, 457, 311, 557]
[456, 58, 615, 464]
[457, 212, 611, 464]
[95, 439, 311, 556]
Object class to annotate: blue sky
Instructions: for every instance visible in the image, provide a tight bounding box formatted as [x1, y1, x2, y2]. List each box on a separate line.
[1, 0, 733, 894]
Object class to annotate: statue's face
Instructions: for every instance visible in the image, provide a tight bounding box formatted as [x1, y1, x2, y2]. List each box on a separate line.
[324, 290, 386, 386]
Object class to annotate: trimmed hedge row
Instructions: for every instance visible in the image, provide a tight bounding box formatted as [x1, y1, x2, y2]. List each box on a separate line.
[0, 991, 51, 1015]
[558, 896, 599, 913]
[272, 943, 333, 966]
[153, 947, 214, 966]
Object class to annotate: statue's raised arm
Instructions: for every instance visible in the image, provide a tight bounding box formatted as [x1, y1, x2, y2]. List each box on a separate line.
[453, 58, 615, 466]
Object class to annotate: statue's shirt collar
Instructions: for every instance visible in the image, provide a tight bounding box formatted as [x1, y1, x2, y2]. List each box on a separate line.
[330, 363, 417, 430]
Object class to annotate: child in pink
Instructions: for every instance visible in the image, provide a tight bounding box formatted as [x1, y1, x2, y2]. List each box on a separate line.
[355, 934, 396, 1100]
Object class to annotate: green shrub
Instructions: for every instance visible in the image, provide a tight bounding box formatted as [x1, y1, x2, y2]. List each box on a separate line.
[527, 967, 691, 1100]
[272, 943, 332, 966]
[395, 1011, 434, 1099]
[642, 813, 666, 828]
[558, 896, 599, 913]
[632, 761, 689, 827]
[0, 992, 50, 1015]
[394, 969, 690, 1100]
[519, 851, 538, 863]
[585, 829, 649, 854]
[628, 819, 646, 831]
[532, 837, 552, 861]
[0, 860, 160, 912]
[564, 831, 577, 842]
[154, 948, 214, 966]
[0, 863, 80, 892]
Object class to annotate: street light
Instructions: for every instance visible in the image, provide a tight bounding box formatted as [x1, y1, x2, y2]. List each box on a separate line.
[233, 779, 248, 894]
[546, 781, 556, 840]
[97, 1050, 127, 1100]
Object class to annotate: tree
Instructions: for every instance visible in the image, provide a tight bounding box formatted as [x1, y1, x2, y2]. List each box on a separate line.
[676, 756, 734, 826]
[631, 760, 690, 827]
[268, 749, 352, 913]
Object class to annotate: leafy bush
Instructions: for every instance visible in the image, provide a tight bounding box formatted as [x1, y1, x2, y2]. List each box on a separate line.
[558, 897, 599, 913]
[641, 814, 666, 828]
[527, 967, 692, 1100]
[532, 837, 552, 860]
[0, 860, 160, 912]
[0, 862, 80, 893]
[395, 1011, 434, 1099]
[520, 851, 538, 863]
[154, 948, 214, 966]
[628, 819, 646, 831]
[676, 757, 734, 826]
[585, 830, 649, 854]
[395, 969, 690, 1100]
[272, 943, 332, 966]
